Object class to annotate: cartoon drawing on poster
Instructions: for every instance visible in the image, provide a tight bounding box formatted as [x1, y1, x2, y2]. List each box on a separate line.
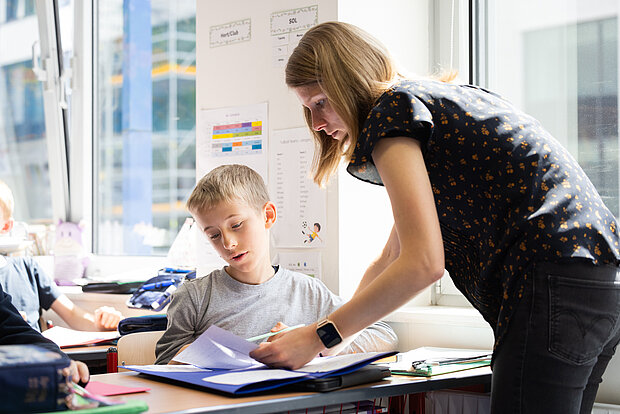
[301, 221, 322, 244]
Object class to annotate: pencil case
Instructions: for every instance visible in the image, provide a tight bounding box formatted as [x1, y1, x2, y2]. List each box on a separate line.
[118, 314, 168, 336]
[126, 268, 196, 312]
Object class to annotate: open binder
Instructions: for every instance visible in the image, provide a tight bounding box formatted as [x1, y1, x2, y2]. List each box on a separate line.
[122, 325, 395, 395]
[124, 351, 395, 395]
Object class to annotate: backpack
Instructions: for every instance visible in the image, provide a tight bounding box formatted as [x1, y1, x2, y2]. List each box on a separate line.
[127, 268, 196, 312]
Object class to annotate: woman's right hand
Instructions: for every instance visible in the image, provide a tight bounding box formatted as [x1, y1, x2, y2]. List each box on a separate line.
[250, 324, 324, 370]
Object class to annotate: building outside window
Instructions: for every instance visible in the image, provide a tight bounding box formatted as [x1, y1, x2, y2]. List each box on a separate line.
[0, 1, 51, 224]
[95, 0, 196, 255]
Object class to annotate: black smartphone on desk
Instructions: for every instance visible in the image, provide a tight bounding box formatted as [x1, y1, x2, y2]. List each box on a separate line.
[292, 365, 391, 392]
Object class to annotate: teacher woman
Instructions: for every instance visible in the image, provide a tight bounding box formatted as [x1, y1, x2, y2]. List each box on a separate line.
[250, 21, 620, 413]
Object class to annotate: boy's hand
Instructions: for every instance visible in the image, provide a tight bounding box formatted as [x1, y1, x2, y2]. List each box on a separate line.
[169, 343, 192, 365]
[93, 306, 123, 331]
[267, 322, 289, 342]
[63, 360, 90, 385]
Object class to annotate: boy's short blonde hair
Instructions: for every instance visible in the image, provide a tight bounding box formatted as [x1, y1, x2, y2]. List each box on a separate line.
[0, 180, 14, 221]
[186, 164, 270, 215]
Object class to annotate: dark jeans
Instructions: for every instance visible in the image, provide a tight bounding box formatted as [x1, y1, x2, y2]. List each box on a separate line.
[490, 261, 620, 414]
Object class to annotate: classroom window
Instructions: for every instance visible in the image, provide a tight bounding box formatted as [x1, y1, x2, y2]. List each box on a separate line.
[488, 1, 619, 217]
[0, 9, 53, 223]
[1, 0, 36, 23]
[94, 0, 196, 255]
[434, 0, 620, 304]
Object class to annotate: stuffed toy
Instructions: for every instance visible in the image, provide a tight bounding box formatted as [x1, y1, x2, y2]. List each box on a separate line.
[53, 220, 90, 285]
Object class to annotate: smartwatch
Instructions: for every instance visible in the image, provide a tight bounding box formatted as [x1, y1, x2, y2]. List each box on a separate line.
[316, 317, 343, 348]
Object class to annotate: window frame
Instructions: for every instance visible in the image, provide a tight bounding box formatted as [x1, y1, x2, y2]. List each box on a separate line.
[34, 0, 70, 222]
[428, 0, 474, 307]
[68, 0, 93, 251]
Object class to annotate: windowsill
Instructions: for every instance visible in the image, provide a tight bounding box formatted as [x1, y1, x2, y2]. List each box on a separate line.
[385, 305, 489, 329]
[33, 254, 167, 283]
[57, 285, 129, 301]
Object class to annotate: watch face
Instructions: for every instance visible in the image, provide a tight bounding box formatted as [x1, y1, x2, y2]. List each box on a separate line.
[317, 321, 342, 348]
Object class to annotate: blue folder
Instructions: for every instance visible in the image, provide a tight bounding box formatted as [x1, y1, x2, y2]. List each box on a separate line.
[124, 351, 396, 395]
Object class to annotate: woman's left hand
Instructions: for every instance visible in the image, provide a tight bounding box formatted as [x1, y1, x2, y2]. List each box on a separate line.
[250, 324, 324, 370]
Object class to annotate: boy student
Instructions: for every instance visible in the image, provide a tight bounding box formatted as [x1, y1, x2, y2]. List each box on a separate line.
[155, 164, 397, 364]
[0, 180, 122, 332]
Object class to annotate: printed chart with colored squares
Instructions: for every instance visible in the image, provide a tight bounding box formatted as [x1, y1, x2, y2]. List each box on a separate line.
[211, 121, 263, 156]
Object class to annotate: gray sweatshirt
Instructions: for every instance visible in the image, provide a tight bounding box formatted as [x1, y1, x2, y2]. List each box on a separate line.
[155, 266, 398, 364]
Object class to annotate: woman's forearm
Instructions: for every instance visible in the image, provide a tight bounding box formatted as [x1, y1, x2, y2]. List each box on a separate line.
[331, 255, 444, 341]
[354, 225, 400, 295]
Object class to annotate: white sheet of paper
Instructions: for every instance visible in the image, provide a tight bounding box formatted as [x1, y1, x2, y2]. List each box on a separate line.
[204, 368, 306, 385]
[203, 352, 386, 385]
[125, 364, 208, 373]
[41, 326, 119, 347]
[296, 352, 384, 373]
[173, 325, 261, 369]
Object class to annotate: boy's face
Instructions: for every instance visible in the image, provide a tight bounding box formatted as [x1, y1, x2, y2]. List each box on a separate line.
[193, 200, 276, 284]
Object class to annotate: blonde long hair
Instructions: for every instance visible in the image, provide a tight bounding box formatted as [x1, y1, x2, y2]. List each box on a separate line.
[285, 22, 399, 187]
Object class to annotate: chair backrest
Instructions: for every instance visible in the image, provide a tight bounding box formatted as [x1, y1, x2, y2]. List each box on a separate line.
[117, 330, 165, 369]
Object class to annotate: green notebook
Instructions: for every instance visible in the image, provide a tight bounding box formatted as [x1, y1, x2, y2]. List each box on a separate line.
[43, 400, 148, 414]
[392, 359, 491, 377]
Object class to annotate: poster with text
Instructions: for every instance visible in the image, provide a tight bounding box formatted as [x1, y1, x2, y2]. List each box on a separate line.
[197, 103, 268, 182]
[270, 5, 317, 67]
[276, 251, 321, 279]
[270, 127, 327, 248]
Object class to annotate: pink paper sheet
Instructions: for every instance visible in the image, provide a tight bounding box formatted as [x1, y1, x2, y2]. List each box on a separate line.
[85, 381, 150, 396]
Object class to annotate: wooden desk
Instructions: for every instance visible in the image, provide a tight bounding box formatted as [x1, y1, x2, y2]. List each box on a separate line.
[91, 366, 492, 413]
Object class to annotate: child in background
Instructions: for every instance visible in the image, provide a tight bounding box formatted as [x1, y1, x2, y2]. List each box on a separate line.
[0, 180, 122, 332]
[155, 164, 397, 364]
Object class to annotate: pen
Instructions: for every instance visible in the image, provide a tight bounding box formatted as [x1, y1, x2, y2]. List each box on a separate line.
[141, 280, 175, 290]
[163, 267, 193, 273]
[246, 324, 305, 342]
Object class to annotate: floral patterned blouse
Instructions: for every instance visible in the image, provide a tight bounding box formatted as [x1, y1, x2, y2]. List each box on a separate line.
[348, 79, 620, 346]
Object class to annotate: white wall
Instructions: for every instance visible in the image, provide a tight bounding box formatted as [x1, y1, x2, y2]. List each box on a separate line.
[196, 0, 340, 292]
[336, 0, 432, 304]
